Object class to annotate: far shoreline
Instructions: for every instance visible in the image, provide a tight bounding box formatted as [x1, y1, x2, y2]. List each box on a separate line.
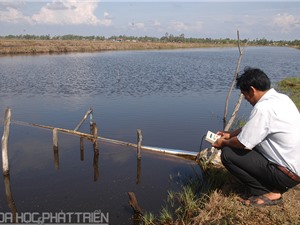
[1, 39, 297, 56]
[0, 39, 236, 55]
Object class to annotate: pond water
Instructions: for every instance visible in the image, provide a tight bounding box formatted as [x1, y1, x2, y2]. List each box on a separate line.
[0, 46, 299, 224]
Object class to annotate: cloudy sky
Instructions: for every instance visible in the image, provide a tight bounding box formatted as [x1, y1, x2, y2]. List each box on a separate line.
[0, 0, 299, 40]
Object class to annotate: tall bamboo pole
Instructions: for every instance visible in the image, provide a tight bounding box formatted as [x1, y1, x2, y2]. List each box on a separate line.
[223, 30, 248, 130]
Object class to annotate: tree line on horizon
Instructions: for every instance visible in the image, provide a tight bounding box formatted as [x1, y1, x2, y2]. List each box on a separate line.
[1, 33, 300, 46]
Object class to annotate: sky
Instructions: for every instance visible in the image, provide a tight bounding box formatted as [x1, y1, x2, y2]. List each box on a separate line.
[0, 1, 299, 40]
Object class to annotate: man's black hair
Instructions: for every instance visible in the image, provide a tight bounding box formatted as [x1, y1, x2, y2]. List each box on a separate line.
[236, 67, 271, 92]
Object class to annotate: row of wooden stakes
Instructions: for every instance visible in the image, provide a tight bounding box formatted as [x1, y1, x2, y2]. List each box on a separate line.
[0, 107, 154, 220]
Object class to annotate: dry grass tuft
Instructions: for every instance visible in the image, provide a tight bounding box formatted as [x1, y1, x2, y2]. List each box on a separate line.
[191, 187, 300, 225]
[190, 171, 300, 225]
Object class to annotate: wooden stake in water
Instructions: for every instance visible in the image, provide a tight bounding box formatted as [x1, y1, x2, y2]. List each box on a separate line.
[136, 129, 142, 184]
[53, 128, 59, 169]
[137, 129, 142, 159]
[91, 123, 99, 181]
[92, 122, 98, 151]
[2, 108, 11, 175]
[128, 192, 143, 216]
[53, 128, 58, 150]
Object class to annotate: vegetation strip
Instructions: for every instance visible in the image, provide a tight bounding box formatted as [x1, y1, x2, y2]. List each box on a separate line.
[1, 36, 300, 55]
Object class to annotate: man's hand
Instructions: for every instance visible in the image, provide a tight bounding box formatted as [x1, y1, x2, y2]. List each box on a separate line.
[216, 131, 230, 139]
[212, 135, 246, 150]
[212, 136, 225, 149]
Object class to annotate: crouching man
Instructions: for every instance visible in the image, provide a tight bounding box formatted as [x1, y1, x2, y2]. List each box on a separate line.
[213, 67, 300, 206]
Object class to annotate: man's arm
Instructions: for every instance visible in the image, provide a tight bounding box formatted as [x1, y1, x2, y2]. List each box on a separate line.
[216, 127, 242, 139]
[229, 128, 242, 138]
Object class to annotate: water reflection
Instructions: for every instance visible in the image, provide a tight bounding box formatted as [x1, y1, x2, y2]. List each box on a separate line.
[93, 147, 99, 182]
[80, 137, 84, 161]
[136, 158, 141, 185]
[3, 174, 17, 223]
[53, 146, 59, 170]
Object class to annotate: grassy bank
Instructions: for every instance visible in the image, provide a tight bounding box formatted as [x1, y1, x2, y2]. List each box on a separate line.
[0, 39, 236, 55]
[277, 77, 300, 110]
[141, 78, 300, 225]
[142, 166, 300, 225]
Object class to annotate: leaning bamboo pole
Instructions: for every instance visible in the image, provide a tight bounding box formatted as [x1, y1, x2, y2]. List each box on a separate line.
[224, 93, 244, 131]
[74, 108, 93, 131]
[11, 120, 198, 160]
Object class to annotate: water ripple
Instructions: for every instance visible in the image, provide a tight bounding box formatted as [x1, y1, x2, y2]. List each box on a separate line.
[0, 47, 299, 98]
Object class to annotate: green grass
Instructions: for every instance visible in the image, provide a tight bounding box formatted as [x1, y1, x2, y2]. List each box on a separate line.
[277, 77, 300, 110]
